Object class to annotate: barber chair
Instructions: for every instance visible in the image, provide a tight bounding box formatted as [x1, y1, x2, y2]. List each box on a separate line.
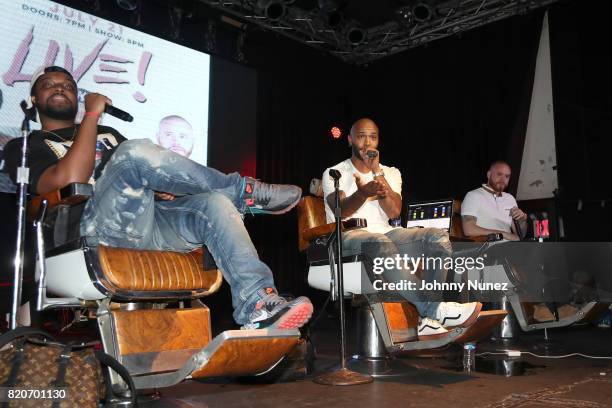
[297, 196, 506, 373]
[450, 200, 608, 337]
[29, 183, 300, 395]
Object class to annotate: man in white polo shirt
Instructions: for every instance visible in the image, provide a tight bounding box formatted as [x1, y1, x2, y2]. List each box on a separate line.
[461, 160, 527, 241]
[322, 118, 481, 340]
[461, 161, 566, 321]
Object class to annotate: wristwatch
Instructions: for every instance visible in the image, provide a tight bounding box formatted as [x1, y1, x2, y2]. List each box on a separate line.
[372, 169, 385, 178]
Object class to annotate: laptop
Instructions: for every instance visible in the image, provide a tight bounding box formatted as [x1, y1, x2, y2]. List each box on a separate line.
[405, 199, 454, 233]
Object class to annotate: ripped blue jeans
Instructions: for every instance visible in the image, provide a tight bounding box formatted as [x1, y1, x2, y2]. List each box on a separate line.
[343, 227, 452, 318]
[80, 139, 274, 324]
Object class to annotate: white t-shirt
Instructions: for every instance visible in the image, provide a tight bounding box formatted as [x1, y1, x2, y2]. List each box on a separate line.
[322, 158, 402, 234]
[461, 185, 518, 233]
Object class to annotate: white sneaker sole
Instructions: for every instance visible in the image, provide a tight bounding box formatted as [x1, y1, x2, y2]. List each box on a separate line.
[440, 303, 483, 328]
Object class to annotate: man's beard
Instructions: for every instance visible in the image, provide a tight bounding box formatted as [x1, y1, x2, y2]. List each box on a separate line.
[488, 180, 506, 193]
[39, 102, 77, 121]
[351, 144, 363, 160]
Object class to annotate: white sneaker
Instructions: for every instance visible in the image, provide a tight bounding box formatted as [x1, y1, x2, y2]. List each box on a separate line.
[418, 317, 449, 341]
[434, 302, 482, 328]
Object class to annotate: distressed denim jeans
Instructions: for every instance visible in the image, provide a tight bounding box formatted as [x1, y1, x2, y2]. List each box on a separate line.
[80, 139, 274, 324]
[343, 227, 452, 318]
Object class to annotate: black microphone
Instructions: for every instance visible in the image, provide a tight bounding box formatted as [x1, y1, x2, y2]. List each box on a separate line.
[20, 100, 36, 122]
[104, 104, 133, 122]
[366, 150, 378, 158]
[329, 169, 342, 180]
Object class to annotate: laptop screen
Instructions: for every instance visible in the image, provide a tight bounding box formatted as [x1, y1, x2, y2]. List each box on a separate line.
[406, 199, 454, 232]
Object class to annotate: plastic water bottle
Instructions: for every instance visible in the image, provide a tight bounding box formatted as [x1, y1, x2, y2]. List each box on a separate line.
[463, 342, 476, 372]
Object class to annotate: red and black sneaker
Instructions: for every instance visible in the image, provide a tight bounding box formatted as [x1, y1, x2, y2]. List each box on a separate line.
[242, 178, 302, 215]
[242, 288, 313, 330]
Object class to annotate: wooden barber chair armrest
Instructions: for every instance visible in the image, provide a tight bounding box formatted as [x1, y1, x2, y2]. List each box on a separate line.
[297, 195, 370, 252]
[450, 199, 503, 243]
[301, 218, 368, 247]
[28, 182, 93, 220]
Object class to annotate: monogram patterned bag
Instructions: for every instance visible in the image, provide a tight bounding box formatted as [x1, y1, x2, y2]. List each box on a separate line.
[0, 327, 136, 408]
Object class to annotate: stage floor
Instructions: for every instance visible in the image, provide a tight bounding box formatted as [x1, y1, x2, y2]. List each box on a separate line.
[140, 313, 612, 408]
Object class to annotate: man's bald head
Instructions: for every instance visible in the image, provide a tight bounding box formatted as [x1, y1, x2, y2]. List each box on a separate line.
[348, 118, 380, 161]
[350, 118, 378, 137]
[489, 160, 510, 172]
[486, 160, 511, 193]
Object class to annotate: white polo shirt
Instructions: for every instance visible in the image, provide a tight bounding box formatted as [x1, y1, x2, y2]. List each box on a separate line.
[461, 185, 518, 233]
[322, 158, 402, 234]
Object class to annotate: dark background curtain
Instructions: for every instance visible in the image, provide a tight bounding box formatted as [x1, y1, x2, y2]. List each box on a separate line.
[550, 0, 612, 241]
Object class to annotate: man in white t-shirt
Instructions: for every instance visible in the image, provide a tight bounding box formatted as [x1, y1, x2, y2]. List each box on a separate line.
[461, 161, 527, 241]
[322, 118, 481, 340]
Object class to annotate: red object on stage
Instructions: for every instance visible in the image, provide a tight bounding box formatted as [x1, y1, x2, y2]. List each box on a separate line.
[541, 219, 549, 238]
[331, 127, 342, 139]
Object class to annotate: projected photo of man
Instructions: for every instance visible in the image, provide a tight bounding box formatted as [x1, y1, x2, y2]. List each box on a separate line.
[155, 115, 194, 158]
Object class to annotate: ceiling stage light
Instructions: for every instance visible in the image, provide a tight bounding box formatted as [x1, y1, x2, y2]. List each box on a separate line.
[412, 2, 432, 22]
[257, 0, 286, 21]
[346, 26, 365, 46]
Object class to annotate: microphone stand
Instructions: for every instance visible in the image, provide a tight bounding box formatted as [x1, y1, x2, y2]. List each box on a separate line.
[10, 103, 33, 329]
[314, 171, 372, 386]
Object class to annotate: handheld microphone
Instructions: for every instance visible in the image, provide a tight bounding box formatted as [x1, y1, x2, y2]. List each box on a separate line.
[20, 100, 36, 121]
[329, 169, 342, 180]
[366, 150, 378, 158]
[104, 104, 133, 122]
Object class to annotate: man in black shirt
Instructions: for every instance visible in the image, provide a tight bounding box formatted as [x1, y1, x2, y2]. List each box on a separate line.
[4, 66, 312, 330]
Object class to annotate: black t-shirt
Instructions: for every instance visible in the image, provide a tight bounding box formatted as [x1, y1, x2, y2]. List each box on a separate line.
[4, 125, 126, 194]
